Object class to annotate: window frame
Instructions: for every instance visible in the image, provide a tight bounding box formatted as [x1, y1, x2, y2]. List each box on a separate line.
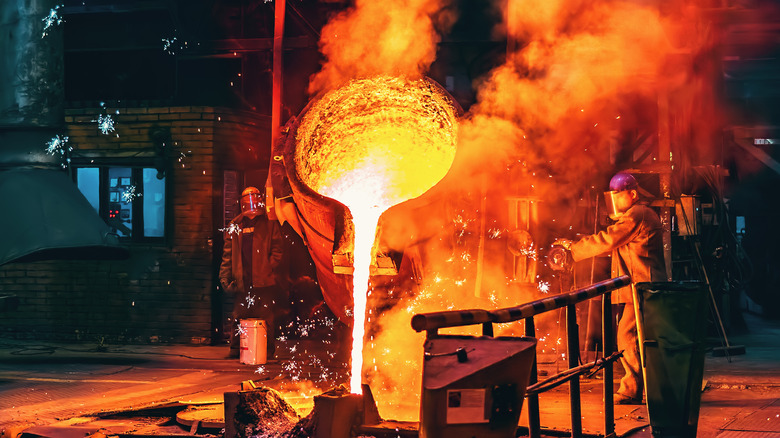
[73, 164, 169, 244]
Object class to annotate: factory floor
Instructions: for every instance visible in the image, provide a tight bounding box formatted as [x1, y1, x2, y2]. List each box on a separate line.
[1, 311, 779, 438]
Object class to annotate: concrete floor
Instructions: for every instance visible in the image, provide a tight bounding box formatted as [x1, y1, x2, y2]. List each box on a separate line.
[1, 311, 779, 438]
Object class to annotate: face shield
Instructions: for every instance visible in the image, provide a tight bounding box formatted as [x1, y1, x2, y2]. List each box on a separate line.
[605, 172, 639, 220]
[240, 187, 264, 217]
[604, 191, 622, 220]
[604, 190, 633, 220]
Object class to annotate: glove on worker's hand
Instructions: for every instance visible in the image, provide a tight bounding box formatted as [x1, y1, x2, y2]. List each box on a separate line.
[220, 279, 239, 295]
[547, 245, 573, 272]
[552, 238, 573, 251]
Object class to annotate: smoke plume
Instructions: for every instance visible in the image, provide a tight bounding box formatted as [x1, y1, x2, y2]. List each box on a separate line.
[308, 0, 457, 95]
[363, 0, 716, 422]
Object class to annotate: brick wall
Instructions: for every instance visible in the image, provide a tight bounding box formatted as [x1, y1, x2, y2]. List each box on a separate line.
[0, 104, 270, 344]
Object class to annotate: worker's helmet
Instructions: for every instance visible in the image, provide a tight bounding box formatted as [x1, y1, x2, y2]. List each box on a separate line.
[609, 172, 639, 192]
[604, 172, 639, 220]
[240, 186, 264, 217]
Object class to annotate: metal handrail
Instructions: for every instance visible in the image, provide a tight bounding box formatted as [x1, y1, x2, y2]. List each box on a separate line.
[411, 275, 630, 333]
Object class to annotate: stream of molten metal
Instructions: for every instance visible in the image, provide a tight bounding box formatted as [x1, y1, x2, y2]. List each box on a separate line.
[295, 76, 458, 395]
[317, 170, 390, 393]
[348, 210, 382, 392]
[328, 185, 386, 393]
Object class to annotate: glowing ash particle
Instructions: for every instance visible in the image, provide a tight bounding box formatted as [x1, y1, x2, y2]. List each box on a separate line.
[255, 366, 266, 374]
[122, 185, 142, 203]
[162, 37, 177, 54]
[282, 361, 301, 381]
[518, 243, 538, 260]
[45, 135, 70, 155]
[219, 223, 241, 235]
[42, 5, 64, 38]
[97, 114, 116, 135]
[537, 281, 551, 293]
[235, 324, 247, 337]
[245, 293, 256, 308]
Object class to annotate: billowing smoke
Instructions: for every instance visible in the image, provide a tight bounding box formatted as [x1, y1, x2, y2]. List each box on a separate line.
[308, 0, 457, 95]
[459, 0, 683, 195]
[305, 0, 723, 422]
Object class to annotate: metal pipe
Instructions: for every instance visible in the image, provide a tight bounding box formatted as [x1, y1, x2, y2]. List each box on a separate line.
[567, 304, 582, 438]
[526, 351, 623, 396]
[474, 175, 487, 298]
[411, 309, 492, 333]
[603, 291, 615, 436]
[481, 321, 493, 337]
[271, 0, 285, 147]
[658, 90, 673, 280]
[1, 0, 63, 126]
[525, 316, 541, 438]
[585, 191, 600, 352]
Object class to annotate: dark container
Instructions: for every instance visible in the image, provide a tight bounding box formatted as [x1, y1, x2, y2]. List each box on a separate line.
[419, 335, 536, 438]
[637, 281, 708, 438]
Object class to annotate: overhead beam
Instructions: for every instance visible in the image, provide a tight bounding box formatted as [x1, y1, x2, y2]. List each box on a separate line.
[734, 138, 780, 176]
[61, 1, 171, 14]
[65, 36, 315, 55]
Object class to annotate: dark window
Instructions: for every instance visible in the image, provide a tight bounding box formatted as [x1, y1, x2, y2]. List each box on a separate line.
[75, 166, 166, 241]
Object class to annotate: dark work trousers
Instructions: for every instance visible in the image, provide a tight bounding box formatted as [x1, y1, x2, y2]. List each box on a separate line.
[229, 285, 284, 356]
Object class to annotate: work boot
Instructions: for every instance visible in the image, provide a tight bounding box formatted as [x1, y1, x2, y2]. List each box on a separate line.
[614, 393, 643, 405]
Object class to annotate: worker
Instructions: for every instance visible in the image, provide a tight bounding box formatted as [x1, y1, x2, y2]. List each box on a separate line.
[554, 172, 667, 404]
[220, 186, 284, 359]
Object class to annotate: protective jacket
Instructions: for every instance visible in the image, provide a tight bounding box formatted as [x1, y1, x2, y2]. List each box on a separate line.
[219, 213, 283, 294]
[570, 203, 666, 303]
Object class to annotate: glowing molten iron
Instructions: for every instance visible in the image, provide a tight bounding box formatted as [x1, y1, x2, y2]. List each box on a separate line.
[295, 76, 458, 393]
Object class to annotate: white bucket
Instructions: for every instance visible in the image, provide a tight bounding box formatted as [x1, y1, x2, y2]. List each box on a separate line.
[239, 319, 267, 365]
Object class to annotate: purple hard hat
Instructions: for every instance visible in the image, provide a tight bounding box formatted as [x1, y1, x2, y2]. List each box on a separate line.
[609, 172, 638, 192]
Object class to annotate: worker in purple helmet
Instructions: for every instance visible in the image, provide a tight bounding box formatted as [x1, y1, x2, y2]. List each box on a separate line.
[555, 172, 667, 404]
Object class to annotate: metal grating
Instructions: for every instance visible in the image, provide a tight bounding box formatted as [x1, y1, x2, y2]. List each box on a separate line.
[717, 432, 780, 438]
[721, 398, 780, 433]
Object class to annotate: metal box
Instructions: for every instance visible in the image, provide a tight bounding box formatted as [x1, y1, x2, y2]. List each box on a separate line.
[419, 335, 536, 438]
